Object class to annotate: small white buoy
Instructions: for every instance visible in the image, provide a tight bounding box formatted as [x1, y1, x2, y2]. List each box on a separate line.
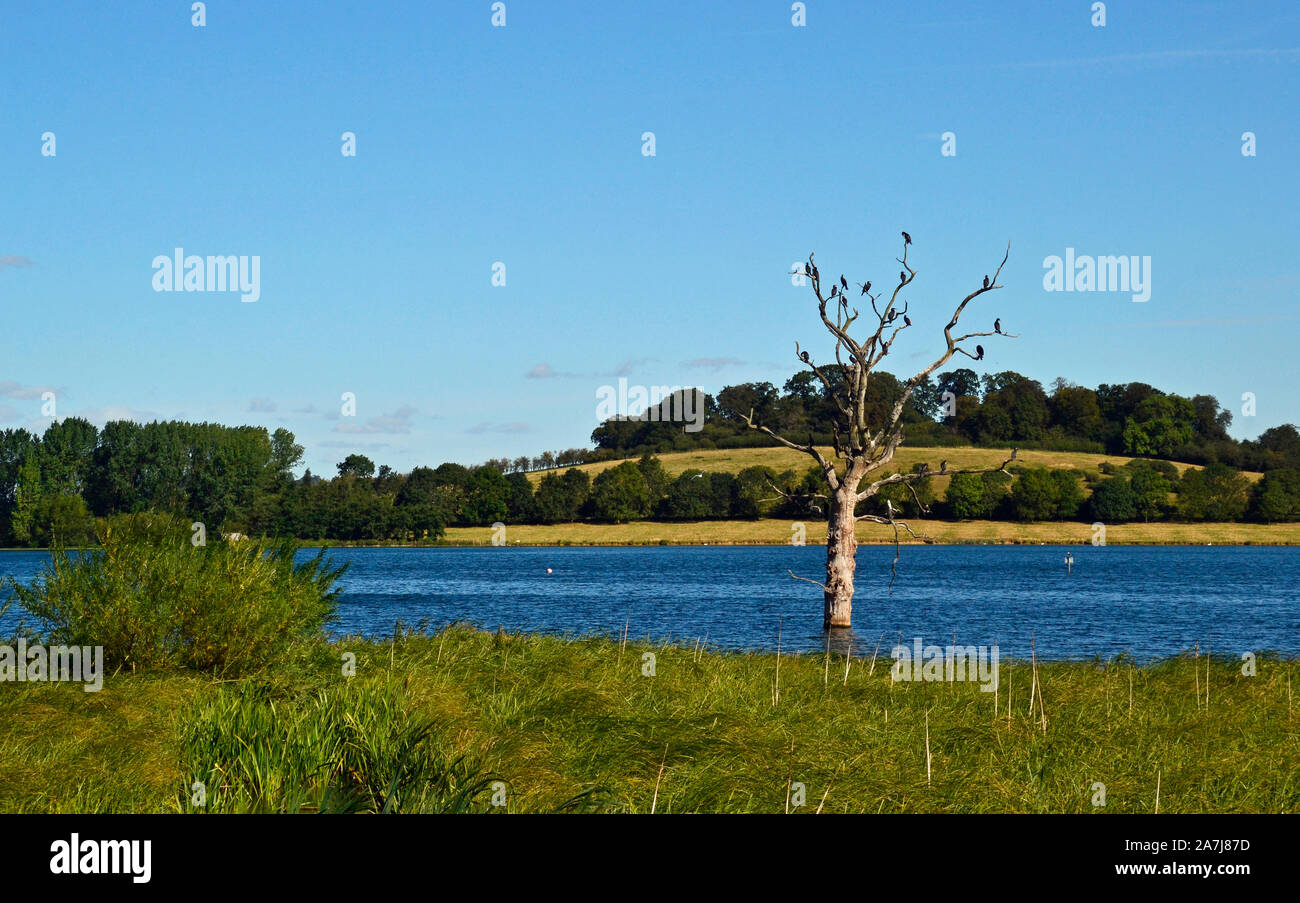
[546, 568, 553, 574]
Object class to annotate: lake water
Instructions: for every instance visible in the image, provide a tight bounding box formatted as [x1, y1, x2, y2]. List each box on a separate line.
[2, 545, 1297, 660]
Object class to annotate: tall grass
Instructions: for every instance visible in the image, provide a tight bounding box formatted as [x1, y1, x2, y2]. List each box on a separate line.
[6, 513, 346, 675]
[2, 626, 1297, 813]
[177, 677, 499, 813]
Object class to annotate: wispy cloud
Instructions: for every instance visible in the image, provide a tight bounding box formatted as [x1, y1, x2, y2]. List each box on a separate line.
[0, 255, 34, 270]
[682, 357, 747, 371]
[525, 363, 584, 379]
[0, 380, 57, 399]
[319, 439, 393, 450]
[333, 405, 416, 434]
[613, 358, 656, 377]
[466, 421, 531, 434]
[248, 398, 277, 413]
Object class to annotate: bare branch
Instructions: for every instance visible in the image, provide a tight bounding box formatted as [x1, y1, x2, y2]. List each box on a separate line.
[741, 406, 840, 491]
[788, 569, 829, 592]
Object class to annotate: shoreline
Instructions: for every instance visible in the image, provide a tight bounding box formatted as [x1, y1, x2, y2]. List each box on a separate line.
[6, 518, 1300, 552]
[433, 519, 1300, 547]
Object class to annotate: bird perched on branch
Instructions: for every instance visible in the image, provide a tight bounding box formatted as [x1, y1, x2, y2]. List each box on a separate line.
[830, 284, 838, 298]
[800, 350, 810, 363]
[861, 280, 871, 295]
[903, 315, 911, 326]
[994, 318, 1002, 334]
[983, 275, 989, 289]
[975, 344, 985, 360]
[940, 460, 948, 474]
[1011, 448, 1018, 460]
[902, 231, 911, 245]
[899, 270, 906, 283]
[840, 275, 848, 291]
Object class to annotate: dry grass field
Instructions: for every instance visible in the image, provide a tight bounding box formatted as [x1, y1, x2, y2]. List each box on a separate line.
[442, 518, 1300, 546]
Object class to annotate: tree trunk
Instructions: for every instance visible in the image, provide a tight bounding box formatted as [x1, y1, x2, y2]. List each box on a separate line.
[824, 485, 858, 629]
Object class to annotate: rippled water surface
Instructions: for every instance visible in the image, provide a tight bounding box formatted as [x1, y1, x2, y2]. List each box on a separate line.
[3, 545, 1297, 660]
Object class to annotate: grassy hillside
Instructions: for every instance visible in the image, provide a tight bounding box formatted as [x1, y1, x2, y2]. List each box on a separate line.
[526, 445, 1263, 487]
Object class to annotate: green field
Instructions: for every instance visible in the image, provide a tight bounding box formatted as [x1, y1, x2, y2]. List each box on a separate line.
[2, 629, 1295, 813]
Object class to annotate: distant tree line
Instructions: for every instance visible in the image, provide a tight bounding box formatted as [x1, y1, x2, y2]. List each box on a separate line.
[4, 373, 1300, 547]
[586, 368, 1300, 474]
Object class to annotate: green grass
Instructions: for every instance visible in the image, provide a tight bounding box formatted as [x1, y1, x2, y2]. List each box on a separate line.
[2, 628, 1296, 813]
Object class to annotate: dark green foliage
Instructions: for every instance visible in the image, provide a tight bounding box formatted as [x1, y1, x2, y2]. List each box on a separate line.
[1128, 466, 1173, 522]
[1089, 476, 1138, 522]
[1177, 463, 1251, 522]
[589, 462, 651, 523]
[1009, 468, 1058, 521]
[945, 473, 990, 520]
[733, 465, 778, 519]
[1250, 468, 1300, 523]
[532, 468, 589, 524]
[658, 470, 715, 520]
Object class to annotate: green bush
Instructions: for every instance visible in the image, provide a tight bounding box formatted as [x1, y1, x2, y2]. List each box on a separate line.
[7, 513, 345, 675]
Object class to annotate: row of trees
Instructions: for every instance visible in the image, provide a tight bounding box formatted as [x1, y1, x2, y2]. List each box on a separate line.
[0, 419, 301, 547]
[255, 452, 1300, 534]
[586, 369, 1300, 474]
[5, 416, 1300, 548]
[937, 459, 1290, 524]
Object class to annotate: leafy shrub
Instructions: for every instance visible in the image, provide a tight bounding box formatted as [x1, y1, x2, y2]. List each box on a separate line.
[8, 513, 345, 675]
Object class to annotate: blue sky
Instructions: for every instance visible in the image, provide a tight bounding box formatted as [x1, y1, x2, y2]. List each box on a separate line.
[2, 0, 1298, 475]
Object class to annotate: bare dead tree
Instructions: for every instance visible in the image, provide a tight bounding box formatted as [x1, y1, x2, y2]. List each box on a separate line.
[744, 235, 1016, 629]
